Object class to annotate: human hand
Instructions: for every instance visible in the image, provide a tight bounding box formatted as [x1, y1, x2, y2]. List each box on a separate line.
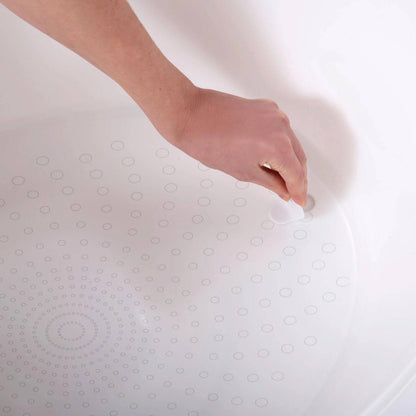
[174, 87, 308, 207]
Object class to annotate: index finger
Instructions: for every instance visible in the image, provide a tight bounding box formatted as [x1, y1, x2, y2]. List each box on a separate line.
[267, 141, 306, 206]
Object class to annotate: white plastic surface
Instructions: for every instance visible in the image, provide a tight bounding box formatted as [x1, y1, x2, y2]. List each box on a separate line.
[0, 110, 357, 415]
[2, 0, 416, 415]
[269, 198, 305, 225]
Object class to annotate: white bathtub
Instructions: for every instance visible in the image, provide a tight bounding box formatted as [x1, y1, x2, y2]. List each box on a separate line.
[1, 1, 416, 415]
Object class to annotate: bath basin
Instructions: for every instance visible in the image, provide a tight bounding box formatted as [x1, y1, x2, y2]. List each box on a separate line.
[1, 1, 416, 415]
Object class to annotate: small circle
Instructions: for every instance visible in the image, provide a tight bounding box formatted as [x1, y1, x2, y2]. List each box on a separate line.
[322, 291, 336, 302]
[237, 307, 248, 316]
[162, 165, 176, 175]
[62, 186, 74, 195]
[128, 173, 141, 183]
[235, 181, 249, 190]
[97, 186, 110, 196]
[203, 247, 214, 256]
[312, 259, 326, 270]
[182, 232, 193, 240]
[11, 176, 25, 185]
[9, 212, 20, 220]
[192, 215, 203, 224]
[130, 191, 143, 201]
[216, 232, 228, 241]
[255, 398, 268, 408]
[50, 170, 64, 180]
[223, 373, 234, 382]
[49, 222, 60, 230]
[130, 209, 141, 218]
[220, 265, 230, 274]
[259, 298, 271, 308]
[163, 201, 175, 210]
[89, 169, 103, 179]
[250, 237, 263, 247]
[79, 153, 93, 163]
[294, 229, 307, 239]
[231, 397, 243, 406]
[36, 155, 50, 166]
[322, 243, 336, 253]
[233, 352, 244, 360]
[236, 251, 248, 261]
[197, 197, 211, 207]
[238, 330, 249, 338]
[304, 305, 318, 315]
[164, 183, 178, 193]
[208, 393, 219, 401]
[283, 246, 296, 256]
[226, 214, 240, 225]
[40, 205, 51, 214]
[231, 286, 242, 294]
[268, 261, 281, 271]
[233, 197, 247, 207]
[279, 288, 293, 297]
[156, 148, 169, 158]
[101, 204, 112, 213]
[271, 371, 285, 382]
[250, 274, 263, 283]
[121, 157, 135, 167]
[158, 219, 169, 227]
[70, 203, 82, 211]
[257, 349, 270, 358]
[261, 324, 274, 333]
[200, 179, 214, 189]
[247, 373, 259, 382]
[297, 274, 311, 285]
[281, 344, 294, 353]
[336, 276, 350, 287]
[111, 140, 125, 151]
[27, 190, 40, 199]
[304, 336, 318, 346]
[283, 315, 297, 325]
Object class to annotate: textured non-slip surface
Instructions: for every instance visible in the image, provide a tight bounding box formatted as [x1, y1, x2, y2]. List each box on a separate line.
[0, 110, 357, 415]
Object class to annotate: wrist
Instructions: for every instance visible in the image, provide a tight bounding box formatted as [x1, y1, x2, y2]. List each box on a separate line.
[116, 46, 199, 144]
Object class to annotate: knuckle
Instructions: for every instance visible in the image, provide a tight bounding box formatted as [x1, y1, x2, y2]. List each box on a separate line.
[259, 98, 279, 110]
[275, 138, 292, 157]
[278, 110, 290, 126]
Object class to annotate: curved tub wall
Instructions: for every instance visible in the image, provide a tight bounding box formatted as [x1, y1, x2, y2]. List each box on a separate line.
[1, 1, 416, 415]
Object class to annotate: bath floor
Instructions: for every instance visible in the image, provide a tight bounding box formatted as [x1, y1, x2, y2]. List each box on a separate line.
[0, 110, 357, 415]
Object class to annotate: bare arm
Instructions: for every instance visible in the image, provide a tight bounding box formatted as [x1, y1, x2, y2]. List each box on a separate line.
[0, 0, 308, 206]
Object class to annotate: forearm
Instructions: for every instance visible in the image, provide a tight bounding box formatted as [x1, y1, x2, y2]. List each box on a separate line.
[0, 0, 196, 142]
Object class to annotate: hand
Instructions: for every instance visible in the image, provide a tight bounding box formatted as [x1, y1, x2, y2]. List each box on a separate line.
[174, 87, 308, 206]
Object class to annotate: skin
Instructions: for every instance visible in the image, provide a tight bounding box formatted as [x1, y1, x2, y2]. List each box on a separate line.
[0, 0, 308, 206]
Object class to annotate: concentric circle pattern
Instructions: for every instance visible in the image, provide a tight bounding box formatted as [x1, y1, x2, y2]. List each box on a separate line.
[0, 110, 357, 416]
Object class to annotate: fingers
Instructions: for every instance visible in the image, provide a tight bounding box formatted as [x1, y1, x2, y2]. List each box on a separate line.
[266, 140, 307, 206]
[253, 164, 290, 201]
[287, 127, 308, 198]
